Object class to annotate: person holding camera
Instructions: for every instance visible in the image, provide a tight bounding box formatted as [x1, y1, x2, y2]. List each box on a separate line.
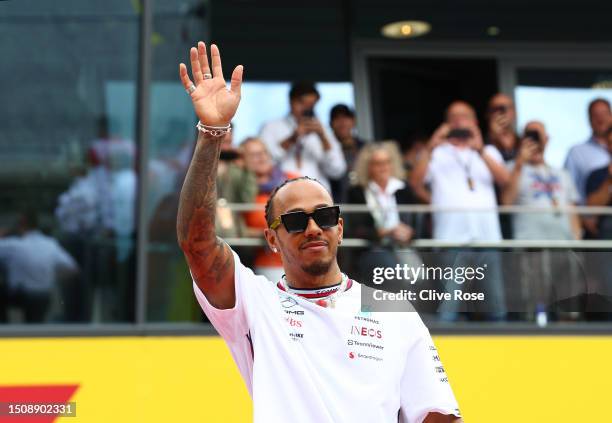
[411, 100, 509, 242]
[502, 122, 582, 321]
[485, 93, 519, 162]
[411, 101, 509, 321]
[260, 82, 346, 192]
[485, 93, 520, 239]
[502, 121, 582, 240]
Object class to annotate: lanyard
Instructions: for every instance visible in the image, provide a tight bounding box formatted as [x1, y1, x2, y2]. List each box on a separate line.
[452, 148, 475, 191]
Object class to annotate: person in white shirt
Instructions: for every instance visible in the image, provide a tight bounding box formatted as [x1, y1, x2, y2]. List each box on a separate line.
[411, 101, 510, 321]
[177, 42, 462, 423]
[259, 81, 347, 193]
[0, 212, 78, 322]
[411, 101, 510, 242]
[502, 121, 582, 316]
[502, 121, 582, 240]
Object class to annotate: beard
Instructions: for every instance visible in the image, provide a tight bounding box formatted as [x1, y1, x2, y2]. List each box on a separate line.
[301, 258, 333, 276]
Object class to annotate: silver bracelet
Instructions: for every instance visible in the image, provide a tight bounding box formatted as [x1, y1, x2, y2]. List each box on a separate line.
[196, 121, 232, 137]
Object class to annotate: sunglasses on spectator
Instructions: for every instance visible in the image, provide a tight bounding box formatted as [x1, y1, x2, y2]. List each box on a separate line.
[269, 206, 340, 233]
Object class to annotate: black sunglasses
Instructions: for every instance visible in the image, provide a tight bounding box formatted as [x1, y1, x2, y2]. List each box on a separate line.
[269, 206, 340, 233]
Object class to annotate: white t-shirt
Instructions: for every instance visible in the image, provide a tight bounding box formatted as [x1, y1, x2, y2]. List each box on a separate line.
[426, 143, 503, 241]
[0, 230, 77, 292]
[192, 250, 460, 423]
[259, 116, 347, 192]
[507, 162, 579, 240]
[366, 178, 404, 230]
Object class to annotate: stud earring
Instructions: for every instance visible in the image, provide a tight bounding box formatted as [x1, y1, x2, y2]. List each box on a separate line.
[272, 247, 278, 253]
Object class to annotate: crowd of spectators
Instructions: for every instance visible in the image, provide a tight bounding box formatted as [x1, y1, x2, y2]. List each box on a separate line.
[224, 83, 611, 247]
[1, 80, 611, 324]
[209, 84, 611, 321]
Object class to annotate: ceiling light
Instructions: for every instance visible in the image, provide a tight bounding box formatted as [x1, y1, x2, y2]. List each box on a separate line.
[487, 26, 500, 36]
[381, 21, 431, 39]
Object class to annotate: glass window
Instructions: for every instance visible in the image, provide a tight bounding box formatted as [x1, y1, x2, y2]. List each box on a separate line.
[0, 0, 140, 324]
[515, 68, 612, 168]
[233, 82, 355, 144]
[145, 0, 211, 322]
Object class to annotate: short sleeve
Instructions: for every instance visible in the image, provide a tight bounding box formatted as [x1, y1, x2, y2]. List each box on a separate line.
[425, 148, 442, 185]
[50, 241, 78, 272]
[399, 321, 461, 423]
[483, 144, 504, 164]
[564, 146, 579, 179]
[563, 170, 580, 204]
[192, 249, 272, 342]
[319, 129, 347, 178]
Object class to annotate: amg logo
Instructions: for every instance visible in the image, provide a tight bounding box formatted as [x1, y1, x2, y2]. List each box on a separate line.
[284, 310, 304, 315]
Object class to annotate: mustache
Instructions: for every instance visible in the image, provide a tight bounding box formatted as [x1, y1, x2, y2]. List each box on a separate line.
[299, 238, 329, 249]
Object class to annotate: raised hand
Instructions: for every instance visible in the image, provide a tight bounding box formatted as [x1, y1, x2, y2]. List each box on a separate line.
[465, 122, 484, 152]
[299, 118, 325, 137]
[179, 42, 243, 127]
[427, 123, 450, 152]
[489, 112, 512, 135]
[517, 138, 539, 164]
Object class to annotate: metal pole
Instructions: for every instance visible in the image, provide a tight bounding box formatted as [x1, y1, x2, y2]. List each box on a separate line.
[134, 0, 152, 325]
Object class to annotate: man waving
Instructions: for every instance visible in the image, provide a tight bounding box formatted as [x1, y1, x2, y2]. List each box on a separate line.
[177, 42, 462, 423]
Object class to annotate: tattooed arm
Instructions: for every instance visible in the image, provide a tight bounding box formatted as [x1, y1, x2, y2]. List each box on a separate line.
[176, 42, 243, 309]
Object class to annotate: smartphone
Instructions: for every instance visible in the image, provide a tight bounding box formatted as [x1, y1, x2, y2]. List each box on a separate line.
[302, 108, 315, 118]
[219, 150, 241, 161]
[524, 130, 541, 143]
[447, 128, 472, 140]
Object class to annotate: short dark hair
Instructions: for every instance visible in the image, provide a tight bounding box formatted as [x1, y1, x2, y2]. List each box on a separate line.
[289, 81, 320, 101]
[264, 176, 328, 226]
[330, 104, 355, 122]
[588, 98, 611, 119]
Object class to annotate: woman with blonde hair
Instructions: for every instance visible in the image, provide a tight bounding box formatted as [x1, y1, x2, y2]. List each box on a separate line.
[346, 141, 420, 282]
[348, 141, 416, 241]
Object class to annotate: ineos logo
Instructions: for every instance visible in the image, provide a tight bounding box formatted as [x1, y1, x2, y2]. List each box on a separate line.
[350, 326, 383, 339]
